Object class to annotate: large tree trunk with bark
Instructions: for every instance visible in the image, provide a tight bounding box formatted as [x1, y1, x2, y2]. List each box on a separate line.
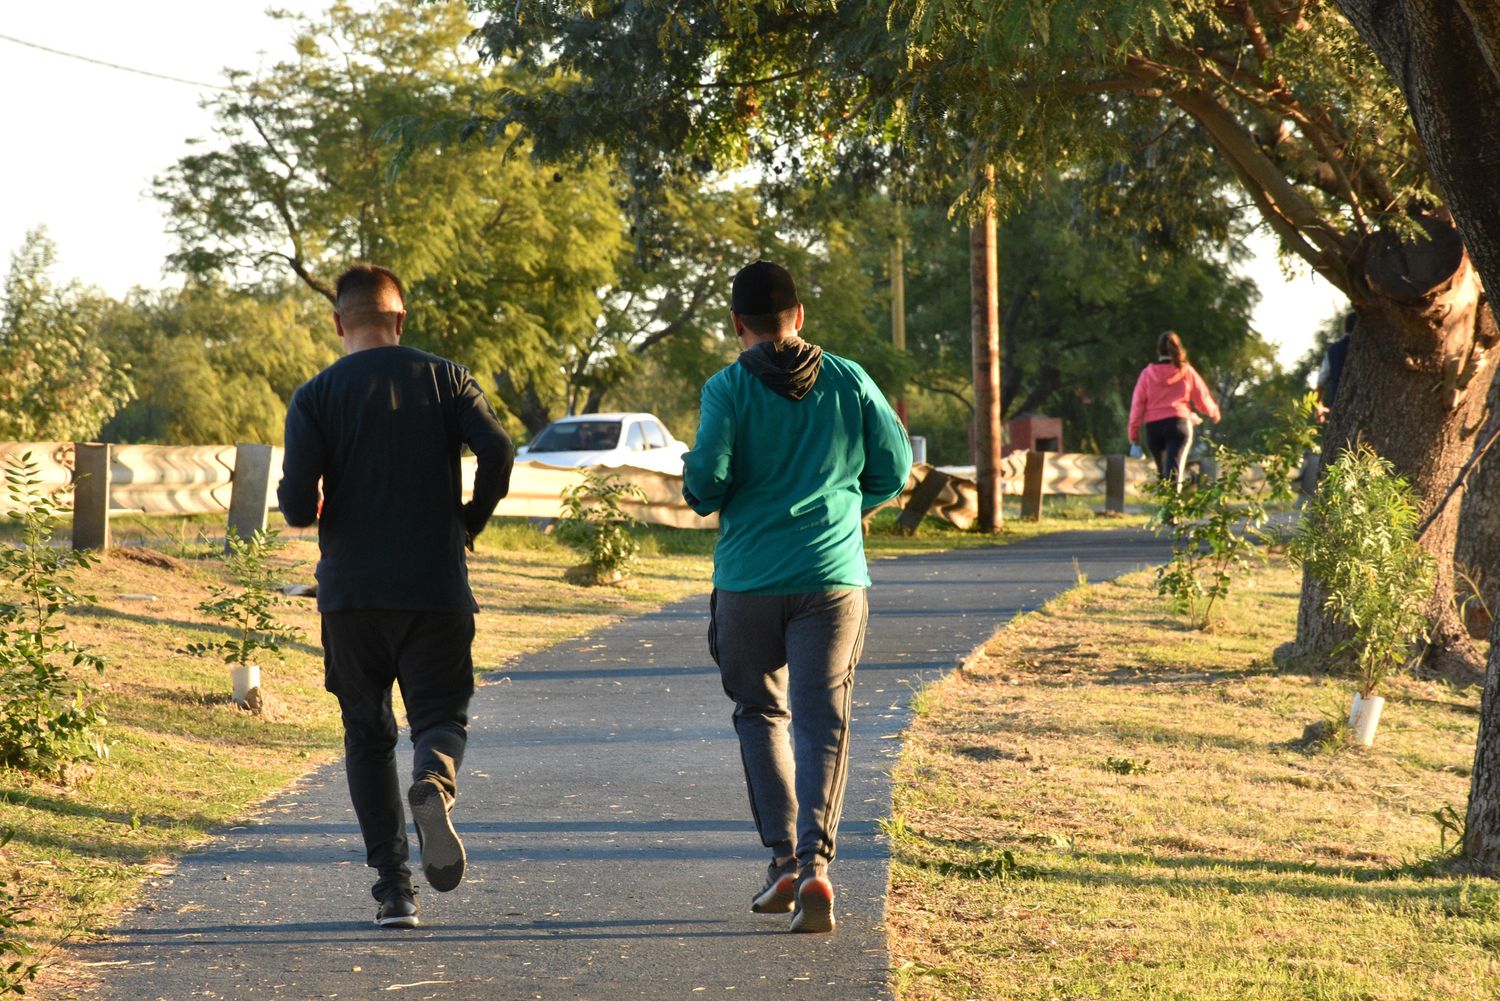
[1294, 219, 1495, 682]
[1467, 614, 1500, 868]
[1454, 345, 1500, 637]
[1329, 0, 1500, 871]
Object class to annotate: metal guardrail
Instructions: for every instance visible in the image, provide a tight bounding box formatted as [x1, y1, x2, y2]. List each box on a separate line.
[0, 441, 717, 548]
[0, 441, 1172, 549]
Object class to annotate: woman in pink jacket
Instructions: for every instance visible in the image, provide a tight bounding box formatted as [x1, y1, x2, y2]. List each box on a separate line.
[1128, 331, 1221, 483]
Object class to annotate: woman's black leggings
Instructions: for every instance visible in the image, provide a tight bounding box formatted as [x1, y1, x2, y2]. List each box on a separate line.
[1145, 417, 1194, 483]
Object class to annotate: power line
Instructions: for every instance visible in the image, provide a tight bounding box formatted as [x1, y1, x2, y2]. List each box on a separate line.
[0, 30, 229, 90]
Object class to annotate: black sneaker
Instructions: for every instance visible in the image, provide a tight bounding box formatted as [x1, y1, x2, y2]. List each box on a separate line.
[375, 891, 420, 929]
[789, 861, 835, 933]
[408, 778, 466, 892]
[750, 857, 798, 914]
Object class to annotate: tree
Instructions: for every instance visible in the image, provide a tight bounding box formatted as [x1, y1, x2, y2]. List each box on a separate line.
[895, 178, 1264, 458]
[469, 0, 1490, 671]
[156, 0, 626, 434]
[0, 230, 133, 441]
[1320, 0, 1500, 872]
[99, 283, 337, 446]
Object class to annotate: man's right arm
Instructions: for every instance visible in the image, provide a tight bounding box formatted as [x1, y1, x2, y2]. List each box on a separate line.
[857, 371, 913, 510]
[277, 387, 325, 528]
[682, 375, 735, 516]
[456, 371, 515, 543]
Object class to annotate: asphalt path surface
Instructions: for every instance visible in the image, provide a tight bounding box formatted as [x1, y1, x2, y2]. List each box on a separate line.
[80, 527, 1171, 1001]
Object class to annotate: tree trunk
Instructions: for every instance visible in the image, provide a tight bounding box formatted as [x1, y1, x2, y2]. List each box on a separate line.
[1329, 0, 1500, 876]
[1294, 219, 1495, 682]
[492, 371, 553, 435]
[970, 201, 1001, 533]
[1333, 1, 1500, 310]
[1466, 611, 1500, 869]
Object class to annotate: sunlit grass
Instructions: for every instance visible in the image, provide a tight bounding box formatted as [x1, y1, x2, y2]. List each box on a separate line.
[888, 559, 1496, 1000]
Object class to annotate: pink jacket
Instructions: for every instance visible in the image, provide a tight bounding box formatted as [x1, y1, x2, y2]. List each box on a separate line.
[1128, 361, 1220, 441]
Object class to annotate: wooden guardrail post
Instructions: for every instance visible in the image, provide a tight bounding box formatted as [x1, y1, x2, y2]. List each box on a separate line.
[72, 443, 111, 552]
[896, 468, 951, 533]
[1021, 450, 1045, 521]
[1105, 454, 1126, 514]
[227, 443, 275, 547]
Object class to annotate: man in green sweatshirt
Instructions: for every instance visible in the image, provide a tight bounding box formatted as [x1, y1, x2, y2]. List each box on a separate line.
[683, 260, 912, 933]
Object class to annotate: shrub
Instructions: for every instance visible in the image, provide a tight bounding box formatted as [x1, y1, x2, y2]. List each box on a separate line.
[1289, 443, 1434, 696]
[0, 454, 108, 776]
[1152, 395, 1318, 629]
[558, 470, 646, 584]
[179, 528, 301, 694]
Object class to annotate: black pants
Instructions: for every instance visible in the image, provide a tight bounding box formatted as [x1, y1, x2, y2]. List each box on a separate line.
[1144, 417, 1194, 483]
[322, 610, 475, 901]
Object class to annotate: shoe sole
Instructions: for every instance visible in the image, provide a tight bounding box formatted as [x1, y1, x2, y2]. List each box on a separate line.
[408, 782, 465, 892]
[751, 874, 797, 914]
[375, 913, 420, 929]
[790, 878, 835, 933]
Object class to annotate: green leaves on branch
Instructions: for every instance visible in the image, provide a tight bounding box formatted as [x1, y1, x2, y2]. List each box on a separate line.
[1289, 444, 1434, 697]
[1154, 394, 1319, 630]
[558, 471, 646, 585]
[178, 529, 301, 669]
[0, 454, 109, 777]
[0, 231, 134, 441]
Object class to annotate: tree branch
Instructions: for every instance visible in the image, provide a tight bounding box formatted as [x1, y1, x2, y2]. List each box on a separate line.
[1127, 57, 1356, 292]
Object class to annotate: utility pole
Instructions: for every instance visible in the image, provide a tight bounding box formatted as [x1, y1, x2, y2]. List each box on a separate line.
[970, 175, 1002, 532]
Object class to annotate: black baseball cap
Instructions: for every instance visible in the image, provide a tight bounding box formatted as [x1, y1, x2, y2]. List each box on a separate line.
[731, 260, 800, 315]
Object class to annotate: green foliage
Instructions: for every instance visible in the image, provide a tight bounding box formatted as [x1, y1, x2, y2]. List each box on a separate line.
[1289, 444, 1434, 696]
[1153, 395, 1319, 630]
[99, 283, 336, 446]
[0, 831, 39, 997]
[471, 1, 1430, 279]
[0, 455, 108, 777]
[558, 471, 646, 584]
[895, 180, 1267, 458]
[1103, 756, 1152, 775]
[931, 849, 1030, 882]
[179, 529, 301, 669]
[155, 0, 628, 434]
[0, 230, 133, 441]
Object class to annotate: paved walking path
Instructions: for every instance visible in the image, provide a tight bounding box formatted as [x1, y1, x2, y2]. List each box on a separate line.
[81, 527, 1171, 1000]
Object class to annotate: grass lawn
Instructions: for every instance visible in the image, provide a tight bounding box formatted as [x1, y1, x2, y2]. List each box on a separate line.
[887, 558, 1497, 1001]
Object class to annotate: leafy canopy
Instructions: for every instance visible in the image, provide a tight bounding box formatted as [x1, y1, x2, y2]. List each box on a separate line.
[0, 230, 134, 442]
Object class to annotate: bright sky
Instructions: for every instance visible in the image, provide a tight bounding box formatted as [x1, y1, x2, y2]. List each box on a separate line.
[0, 3, 1346, 369]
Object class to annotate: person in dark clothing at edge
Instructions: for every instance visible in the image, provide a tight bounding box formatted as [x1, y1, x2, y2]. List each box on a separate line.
[277, 264, 515, 929]
[1316, 312, 1356, 423]
[683, 261, 912, 934]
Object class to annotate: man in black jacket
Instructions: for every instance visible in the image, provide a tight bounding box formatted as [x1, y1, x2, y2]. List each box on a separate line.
[277, 264, 514, 928]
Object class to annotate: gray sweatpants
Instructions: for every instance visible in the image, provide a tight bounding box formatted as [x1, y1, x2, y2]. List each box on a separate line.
[709, 588, 869, 865]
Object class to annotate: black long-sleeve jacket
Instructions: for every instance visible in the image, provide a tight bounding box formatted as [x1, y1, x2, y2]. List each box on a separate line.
[277, 345, 514, 612]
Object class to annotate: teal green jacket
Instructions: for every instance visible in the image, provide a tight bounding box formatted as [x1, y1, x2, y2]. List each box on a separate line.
[682, 349, 912, 594]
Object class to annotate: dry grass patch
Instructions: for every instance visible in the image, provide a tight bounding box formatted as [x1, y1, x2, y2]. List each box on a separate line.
[888, 558, 1497, 1001]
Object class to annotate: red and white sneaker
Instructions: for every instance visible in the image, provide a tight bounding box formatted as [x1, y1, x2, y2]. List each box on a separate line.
[789, 861, 835, 933]
[751, 857, 799, 913]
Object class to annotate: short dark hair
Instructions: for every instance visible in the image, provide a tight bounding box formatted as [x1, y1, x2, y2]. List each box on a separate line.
[335, 263, 405, 315]
[736, 307, 800, 338]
